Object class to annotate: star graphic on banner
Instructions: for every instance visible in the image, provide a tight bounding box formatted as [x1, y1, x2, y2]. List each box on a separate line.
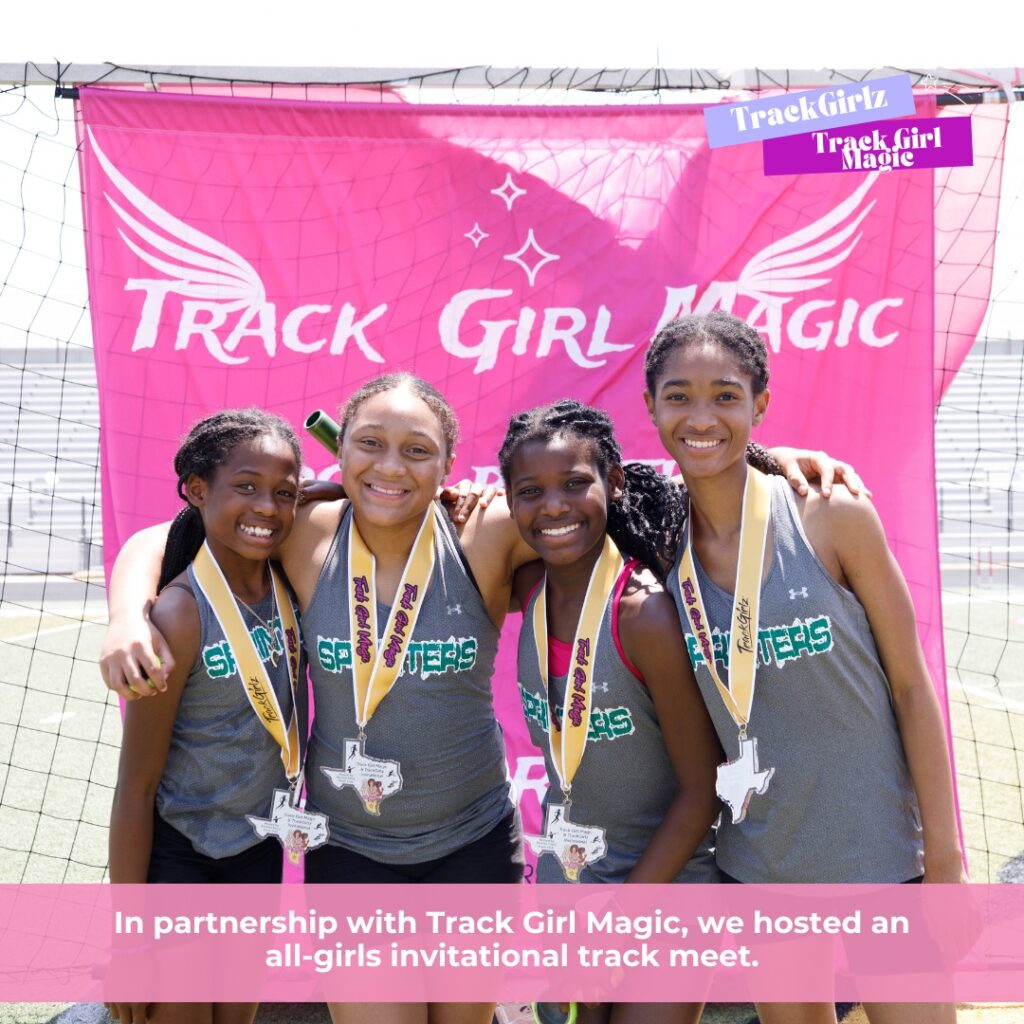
[464, 223, 489, 248]
[490, 172, 527, 211]
[503, 229, 560, 286]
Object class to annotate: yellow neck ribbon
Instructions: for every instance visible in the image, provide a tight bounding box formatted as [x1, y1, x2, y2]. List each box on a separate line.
[532, 534, 624, 795]
[192, 543, 301, 782]
[676, 466, 772, 732]
[347, 505, 437, 730]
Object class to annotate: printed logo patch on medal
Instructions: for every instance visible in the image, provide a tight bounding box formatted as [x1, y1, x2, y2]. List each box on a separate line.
[321, 737, 404, 815]
[247, 788, 330, 864]
[525, 803, 608, 883]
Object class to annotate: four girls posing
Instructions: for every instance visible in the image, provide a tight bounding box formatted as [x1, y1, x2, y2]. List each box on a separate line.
[102, 314, 962, 1024]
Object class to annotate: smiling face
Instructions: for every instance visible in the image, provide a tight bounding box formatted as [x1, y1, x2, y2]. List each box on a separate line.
[340, 386, 455, 528]
[187, 435, 299, 567]
[507, 434, 623, 569]
[644, 340, 770, 482]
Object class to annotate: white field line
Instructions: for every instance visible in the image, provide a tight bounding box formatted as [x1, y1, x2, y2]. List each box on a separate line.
[38, 711, 75, 725]
[949, 679, 1024, 715]
[1, 619, 105, 645]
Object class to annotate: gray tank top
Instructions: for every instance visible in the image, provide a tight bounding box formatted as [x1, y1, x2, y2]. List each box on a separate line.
[668, 476, 924, 882]
[519, 561, 719, 884]
[303, 503, 514, 864]
[156, 566, 300, 859]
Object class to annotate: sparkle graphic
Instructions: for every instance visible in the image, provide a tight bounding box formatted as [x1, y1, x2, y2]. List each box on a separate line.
[503, 229, 560, 286]
[464, 223, 489, 248]
[490, 173, 526, 211]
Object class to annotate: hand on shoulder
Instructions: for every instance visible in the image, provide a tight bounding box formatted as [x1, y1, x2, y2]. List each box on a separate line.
[797, 481, 884, 582]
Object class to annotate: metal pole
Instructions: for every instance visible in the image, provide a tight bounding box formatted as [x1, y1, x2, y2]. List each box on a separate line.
[1, 62, 1021, 96]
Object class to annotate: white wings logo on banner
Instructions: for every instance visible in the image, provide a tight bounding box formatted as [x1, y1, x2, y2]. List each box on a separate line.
[655, 170, 903, 353]
[737, 171, 878, 302]
[87, 129, 388, 366]
[88, 127, 266, 322]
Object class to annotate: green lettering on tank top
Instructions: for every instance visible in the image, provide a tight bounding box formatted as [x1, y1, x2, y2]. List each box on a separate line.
[316, 635, 479, 677]
[685, 616, 836, 672]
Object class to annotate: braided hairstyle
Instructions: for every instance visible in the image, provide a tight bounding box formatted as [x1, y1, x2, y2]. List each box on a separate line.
[498, 399, 684, 577]
[157, 408, 303, 592]
[644, 312, 782, 478]
[338, 373, 459, 456]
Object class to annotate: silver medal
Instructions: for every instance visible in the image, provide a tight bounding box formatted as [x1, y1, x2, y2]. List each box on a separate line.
[716, 734, 774, 824]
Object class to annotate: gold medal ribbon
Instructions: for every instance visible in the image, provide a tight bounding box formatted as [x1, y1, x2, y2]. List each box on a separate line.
[347, 505, 436, 729]
[192, 543, 302, 781]
[531, 534, 624, 794]
[677, 466, 772, 731]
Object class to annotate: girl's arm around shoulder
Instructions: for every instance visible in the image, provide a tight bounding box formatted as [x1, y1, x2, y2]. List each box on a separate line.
[274, 496, 347, 612]
[802, 487, 966, 882]
[794, 482, 869, 589]
[108, 580, 198, 884]
[101, 521, 173, 698]
[617, 567, 724, 883]
[511, 561, 545, 616]
[455, 494, 540, 629]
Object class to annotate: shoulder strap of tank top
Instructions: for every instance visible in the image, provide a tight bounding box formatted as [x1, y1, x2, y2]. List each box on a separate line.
[773, 474, 816, 562]
[310, 501, 354, 601]
[434, 501, 483, 597]
[611, 559, 645, 684]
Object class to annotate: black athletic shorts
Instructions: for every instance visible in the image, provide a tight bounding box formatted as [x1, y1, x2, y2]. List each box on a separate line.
[304, 809, 524, 884]
[147, 810, 283, 883]
[719, 870, 924, 884]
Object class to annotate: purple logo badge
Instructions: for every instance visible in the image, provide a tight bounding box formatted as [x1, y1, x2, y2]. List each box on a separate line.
[763, 117, 973, 175]
[705, 75, 915, 149]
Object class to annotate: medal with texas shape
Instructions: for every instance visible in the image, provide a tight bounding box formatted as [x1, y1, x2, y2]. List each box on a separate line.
[321, 736, 403, 815]
[716, 734, 774, 823]
[247, 788, 330, 863]
[525, 802, 608, 883]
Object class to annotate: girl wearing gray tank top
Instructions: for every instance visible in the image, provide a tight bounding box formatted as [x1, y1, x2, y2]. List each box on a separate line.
[108, 409, 304, 1024]
[501, 400, 721, 1024]
[643, 312, 964, 1024]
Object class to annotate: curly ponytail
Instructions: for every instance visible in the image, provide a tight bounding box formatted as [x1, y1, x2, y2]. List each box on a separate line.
[607, 463, 686, 577]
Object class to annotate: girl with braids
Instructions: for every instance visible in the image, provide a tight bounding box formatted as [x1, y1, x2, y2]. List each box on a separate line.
[107, 409, 305, 1024]
[645, 312, 963, 1024]
[502, 399, 721, 1024]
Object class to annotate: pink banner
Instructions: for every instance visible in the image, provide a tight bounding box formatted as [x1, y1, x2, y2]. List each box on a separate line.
[2, 883, 1023, 1002]
[79, 88, 962, 853]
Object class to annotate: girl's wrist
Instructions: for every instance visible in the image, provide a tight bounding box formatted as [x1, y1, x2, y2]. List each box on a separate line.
[923, 846, 965, 871]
